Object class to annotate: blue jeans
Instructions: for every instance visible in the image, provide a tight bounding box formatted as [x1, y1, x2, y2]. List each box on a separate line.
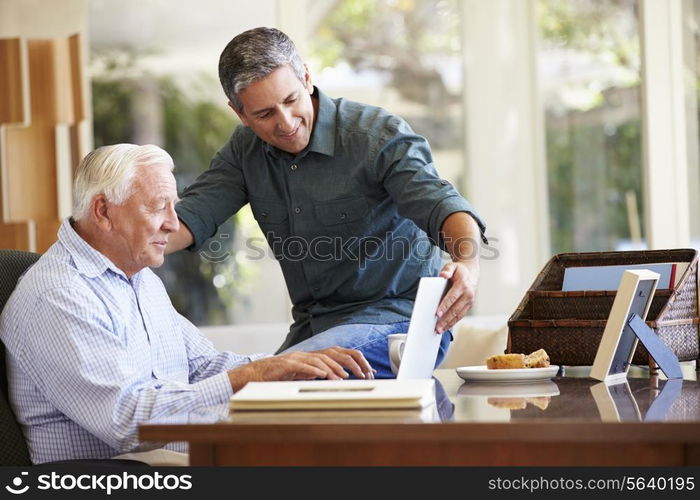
[281, 321, 452, 379]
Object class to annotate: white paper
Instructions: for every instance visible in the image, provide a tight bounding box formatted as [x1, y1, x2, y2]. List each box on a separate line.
[562, 263, 676, 291]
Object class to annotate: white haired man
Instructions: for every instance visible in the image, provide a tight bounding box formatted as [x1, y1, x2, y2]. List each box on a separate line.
[0, 144, 372, 465]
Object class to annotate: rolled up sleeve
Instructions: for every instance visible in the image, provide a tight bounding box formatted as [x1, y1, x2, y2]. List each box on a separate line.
[376, 118, 487, 248]
[176, 138, 249, 251]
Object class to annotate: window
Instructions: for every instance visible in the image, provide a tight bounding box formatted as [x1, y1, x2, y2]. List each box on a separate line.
[537, 0, 644, 253]
[89, 0, 286, 326]
[311, 0, 466, 188]
[688, 0, 700, 245]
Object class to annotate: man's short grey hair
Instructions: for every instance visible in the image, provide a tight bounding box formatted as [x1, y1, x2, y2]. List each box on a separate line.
[72, 144, 174, 221]
[219, 27, 305, 112]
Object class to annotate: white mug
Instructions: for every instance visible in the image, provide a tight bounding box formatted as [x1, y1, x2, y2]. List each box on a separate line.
[387, 333, 408, 376]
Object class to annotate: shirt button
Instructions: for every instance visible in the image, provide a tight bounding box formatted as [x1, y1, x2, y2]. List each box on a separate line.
[294, 207, 301, 214]
[339, 212, 347, 220]
[290, 164, 298, 171]
[313, 287, 320, 292]
[261, 211, 268, 217]
[440, 179, 449, 185]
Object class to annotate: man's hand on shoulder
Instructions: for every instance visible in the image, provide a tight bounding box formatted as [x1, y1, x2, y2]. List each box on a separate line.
[165, 223, 194, 254]
[228, 347, 375, 392]
[436, 260, 479, 334]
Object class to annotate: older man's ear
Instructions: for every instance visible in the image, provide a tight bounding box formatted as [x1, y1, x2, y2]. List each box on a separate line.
[90, 194, 113, 232]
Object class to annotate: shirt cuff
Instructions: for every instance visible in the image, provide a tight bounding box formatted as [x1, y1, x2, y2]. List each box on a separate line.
[175, 204, 212, 252]
[429, 195, 488, 249]
[191, 371, 233, 406]
[247, 353, 273, 362]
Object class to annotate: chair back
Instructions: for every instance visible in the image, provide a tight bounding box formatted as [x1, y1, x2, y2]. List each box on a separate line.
[0, 249, 40, 465]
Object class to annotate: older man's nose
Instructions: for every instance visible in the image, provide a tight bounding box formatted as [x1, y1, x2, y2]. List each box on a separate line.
[163, 205, 180, 233]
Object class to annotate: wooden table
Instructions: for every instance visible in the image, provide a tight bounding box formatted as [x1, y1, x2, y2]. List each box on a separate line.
[139, 369, 700, 466]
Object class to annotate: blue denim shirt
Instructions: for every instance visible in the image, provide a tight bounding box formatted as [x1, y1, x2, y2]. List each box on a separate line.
[176, 87, 486, 351]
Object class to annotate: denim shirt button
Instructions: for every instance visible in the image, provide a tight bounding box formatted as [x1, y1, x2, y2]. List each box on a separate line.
[291, 164, 298, 171]
[294, 207, 301, 214]
[339, 212, 347, 220]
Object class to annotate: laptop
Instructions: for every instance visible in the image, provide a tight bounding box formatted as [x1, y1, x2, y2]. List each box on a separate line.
[227, 276, 448, 412]
[396, 276, 449, 380]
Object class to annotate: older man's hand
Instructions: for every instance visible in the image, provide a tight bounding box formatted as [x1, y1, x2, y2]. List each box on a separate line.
[228, 347, 374, 391]
[435, 260, 479, 334]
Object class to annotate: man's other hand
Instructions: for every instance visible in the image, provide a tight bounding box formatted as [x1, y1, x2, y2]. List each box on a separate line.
[165, 223, 194, 254]
[435, 260, 479, 334]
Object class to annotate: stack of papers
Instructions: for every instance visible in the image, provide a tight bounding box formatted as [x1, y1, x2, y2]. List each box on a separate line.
[562, 262, 688, 291]
[230, 379, 435, 411]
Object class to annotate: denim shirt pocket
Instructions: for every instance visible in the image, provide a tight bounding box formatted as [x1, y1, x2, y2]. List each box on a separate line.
[314, 196, 370, 227]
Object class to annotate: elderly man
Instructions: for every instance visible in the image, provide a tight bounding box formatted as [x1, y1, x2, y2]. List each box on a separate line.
[167, 27, 487, 378]
[0, 144, 372, 465]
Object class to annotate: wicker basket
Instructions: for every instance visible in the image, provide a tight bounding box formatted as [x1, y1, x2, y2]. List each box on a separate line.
[507, 249, 700, 367]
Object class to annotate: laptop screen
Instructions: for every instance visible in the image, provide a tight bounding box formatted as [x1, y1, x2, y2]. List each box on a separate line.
[396, 277, 449, 380]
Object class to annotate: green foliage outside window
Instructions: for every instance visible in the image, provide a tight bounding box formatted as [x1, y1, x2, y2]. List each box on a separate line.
[315, 0, 645, 254]
[538, 0, 643, 253]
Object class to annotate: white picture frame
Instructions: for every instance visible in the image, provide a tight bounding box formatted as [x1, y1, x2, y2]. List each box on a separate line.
[590, 269, 660, 383]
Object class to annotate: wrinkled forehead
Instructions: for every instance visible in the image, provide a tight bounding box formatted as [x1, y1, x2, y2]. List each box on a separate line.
[131, 164, 178, 200]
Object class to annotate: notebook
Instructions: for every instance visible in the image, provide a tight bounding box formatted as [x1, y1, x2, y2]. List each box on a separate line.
[228, 404, 441, 423]
[229, 379, 435, 411]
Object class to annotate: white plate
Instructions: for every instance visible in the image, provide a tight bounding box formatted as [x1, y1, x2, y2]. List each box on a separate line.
[455, 365, 560, 383]
[457, 380, 560, 397]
